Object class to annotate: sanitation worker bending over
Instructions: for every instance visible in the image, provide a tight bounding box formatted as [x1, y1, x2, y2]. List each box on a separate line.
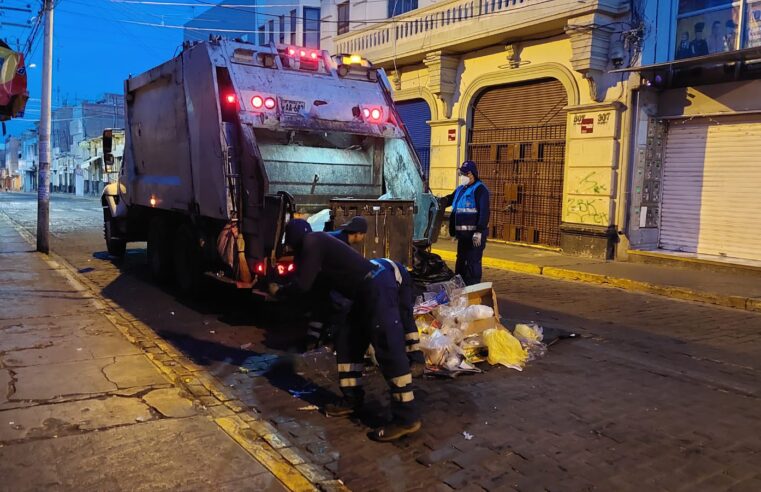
[439, 160, 491, 285]
[269, 220, 421, 442]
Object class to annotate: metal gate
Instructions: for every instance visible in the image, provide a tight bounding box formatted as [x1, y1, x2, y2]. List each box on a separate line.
[468, 124, 566, 246]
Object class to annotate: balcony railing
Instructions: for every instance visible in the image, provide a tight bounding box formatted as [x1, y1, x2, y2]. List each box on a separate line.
[335, 0, 626, 65]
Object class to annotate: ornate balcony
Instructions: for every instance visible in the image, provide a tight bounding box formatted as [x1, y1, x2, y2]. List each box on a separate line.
[334, 0, 628, 67]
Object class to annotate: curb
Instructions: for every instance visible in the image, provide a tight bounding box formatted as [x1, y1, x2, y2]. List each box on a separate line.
[1, 211, 348, 492]
[432, 249, 761, 313]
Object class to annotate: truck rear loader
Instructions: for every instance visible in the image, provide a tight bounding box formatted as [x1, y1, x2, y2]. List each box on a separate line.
[101, 39, 439, 292]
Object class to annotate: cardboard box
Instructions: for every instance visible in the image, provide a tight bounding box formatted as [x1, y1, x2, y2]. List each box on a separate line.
[460, 282, 501, 336]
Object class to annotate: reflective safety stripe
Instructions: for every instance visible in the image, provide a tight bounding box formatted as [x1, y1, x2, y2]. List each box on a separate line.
[455, 225, 478, 231]
[405, 332, 420, 341]
[390, 373, 412, 387]
[339, 377, 360, 387]
[371, 258, 403, 285]
[406, 343, 421, 352]
[337, 363, 365, 372]
[392, 391, 415, 402]
[454, 208, 478, 214]
[308, 321, 324, 329]
[306, 329, 322, 339]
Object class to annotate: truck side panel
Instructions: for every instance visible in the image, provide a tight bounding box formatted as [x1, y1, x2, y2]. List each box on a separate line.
[125, 58, 194, 211]
[183, 45, 229, 220]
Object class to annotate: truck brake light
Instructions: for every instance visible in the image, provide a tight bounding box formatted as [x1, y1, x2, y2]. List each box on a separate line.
[361, 106, 384, 123]
[225, 94, 236, 104]
[251, 94, 277, 111]
[255, 261, 266, 274]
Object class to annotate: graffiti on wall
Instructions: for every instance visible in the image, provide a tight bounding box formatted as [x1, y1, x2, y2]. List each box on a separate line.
[566, 198, 609, 225]
[572, 171, 608, 195]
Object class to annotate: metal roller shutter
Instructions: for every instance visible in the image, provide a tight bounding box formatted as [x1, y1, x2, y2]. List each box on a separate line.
[660, 115, 761, 261]
[396, 99, 432, 177]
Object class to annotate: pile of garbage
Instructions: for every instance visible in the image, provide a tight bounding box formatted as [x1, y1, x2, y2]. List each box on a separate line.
[414, 275, 547, 377]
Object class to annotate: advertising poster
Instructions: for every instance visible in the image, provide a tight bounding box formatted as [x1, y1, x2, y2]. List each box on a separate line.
[675, 5, 739, 59]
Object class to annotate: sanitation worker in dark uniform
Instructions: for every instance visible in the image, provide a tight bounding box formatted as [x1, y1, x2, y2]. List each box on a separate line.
[328, 216, 368, 245]
[304, 216, 368, 349]
[269, 220, 421, 442]
[439, 160, 490, 285]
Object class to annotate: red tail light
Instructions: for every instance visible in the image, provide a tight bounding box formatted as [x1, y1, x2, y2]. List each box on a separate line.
[287, 263, 295, 273]
[252, 96, 263, 109]
[361, 106, 384, 123]
[288, 48, 296, 56]
[255, 262, 266, 274]
[264, 97, 276, 109]
[225, 94, 236, 104]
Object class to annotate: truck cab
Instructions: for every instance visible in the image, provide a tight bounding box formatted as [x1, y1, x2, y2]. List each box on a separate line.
[102, 39, 438, 292]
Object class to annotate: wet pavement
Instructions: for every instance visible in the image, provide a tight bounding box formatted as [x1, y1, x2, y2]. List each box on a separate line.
[2, 192, 761, 491]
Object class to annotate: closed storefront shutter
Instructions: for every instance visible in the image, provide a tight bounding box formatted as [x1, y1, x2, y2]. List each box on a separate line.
[468, 78, 567, 247]
[396, 99, 432, 177]
[660, 115, 761, 262]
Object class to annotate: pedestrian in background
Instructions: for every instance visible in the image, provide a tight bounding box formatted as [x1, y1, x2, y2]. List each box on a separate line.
[439, 160, 490, 285]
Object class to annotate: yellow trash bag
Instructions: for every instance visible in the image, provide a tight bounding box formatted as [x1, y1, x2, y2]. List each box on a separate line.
[483, 327, 528, 371]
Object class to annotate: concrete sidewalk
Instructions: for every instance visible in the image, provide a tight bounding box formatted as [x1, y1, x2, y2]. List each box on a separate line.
[433, 240, 761, 312]
[0, 214, 327, 491]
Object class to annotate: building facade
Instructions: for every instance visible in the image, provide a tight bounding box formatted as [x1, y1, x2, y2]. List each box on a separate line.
[183, 0, 322, 49]
[623, 0, 761, 265]
[322, 0, 638, 258]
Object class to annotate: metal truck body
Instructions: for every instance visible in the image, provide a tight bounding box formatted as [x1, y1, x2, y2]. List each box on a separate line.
[102, 39, 438, 291]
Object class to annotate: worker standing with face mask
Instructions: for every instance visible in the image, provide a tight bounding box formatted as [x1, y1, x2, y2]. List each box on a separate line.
[439, 161, 491, 285]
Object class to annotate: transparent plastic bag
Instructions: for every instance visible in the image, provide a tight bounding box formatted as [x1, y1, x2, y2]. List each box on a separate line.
[460, 305, 494, 322]
[513, 323, 547, 361]
[514, 323, 544, 343]
[483, 327, 528, 371]
[426, 275, 467, 302]
[419, 331, 455, 367]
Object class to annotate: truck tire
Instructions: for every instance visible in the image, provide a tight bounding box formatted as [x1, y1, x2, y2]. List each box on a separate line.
[103, 209, 126, 258]
[173, 223, 202, 295]
[147, 217, 174, 283]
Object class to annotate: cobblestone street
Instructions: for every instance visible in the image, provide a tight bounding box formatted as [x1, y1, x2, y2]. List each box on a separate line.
[2, 193, 760, 491]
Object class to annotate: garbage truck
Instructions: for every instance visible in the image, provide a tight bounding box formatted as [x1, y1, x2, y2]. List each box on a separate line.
[101, 38, 439, 293]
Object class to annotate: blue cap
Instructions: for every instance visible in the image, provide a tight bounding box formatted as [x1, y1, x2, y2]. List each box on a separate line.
[284, 219, 312, 249]
[459, 160, 478, 179]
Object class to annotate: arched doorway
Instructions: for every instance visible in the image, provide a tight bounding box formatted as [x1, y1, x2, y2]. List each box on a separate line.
[467, 78, 568, 247]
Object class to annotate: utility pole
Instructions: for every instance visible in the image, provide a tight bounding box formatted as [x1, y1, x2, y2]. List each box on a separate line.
[37, 0, 54, 254]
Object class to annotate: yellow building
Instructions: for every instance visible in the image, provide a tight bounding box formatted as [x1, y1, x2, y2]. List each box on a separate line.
[321, 0, 637, 258]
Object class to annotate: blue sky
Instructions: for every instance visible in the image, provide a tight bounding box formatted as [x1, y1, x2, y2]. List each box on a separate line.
[2, 0, 214, 138]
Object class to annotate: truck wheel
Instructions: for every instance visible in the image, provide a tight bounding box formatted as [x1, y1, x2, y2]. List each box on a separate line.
[147, 217, 174, 283]
[103, 209, 126, 258]
[173, 224, 202, 295]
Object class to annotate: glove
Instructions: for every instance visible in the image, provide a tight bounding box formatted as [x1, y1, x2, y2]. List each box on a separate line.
[472, 232, 482, 247]
[268, 283, 281, 296]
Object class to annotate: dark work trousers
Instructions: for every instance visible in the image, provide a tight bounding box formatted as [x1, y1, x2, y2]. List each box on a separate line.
[335, 266, 420, 425]
[455, 234, 487, 285]
[305, 276, 350, 345]
[389, 260, 425, 364]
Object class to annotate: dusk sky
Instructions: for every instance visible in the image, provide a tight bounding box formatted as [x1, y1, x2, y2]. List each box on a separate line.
[2, 0, 219, 138]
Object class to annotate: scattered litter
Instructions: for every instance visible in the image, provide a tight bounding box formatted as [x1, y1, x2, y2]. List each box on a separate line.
[170, 311, 175, 316]
[76, 348, 83, 352]
[8, 421, 14, 426]
[238, 367, 250, 374]
[289, 388, 317, 398]
[135, 416, 147, 422]
[209, 330, 216, 334]
[463, 431, 474, 440]
[240, 343, 253, 350]
[298, 405, 319, 411]
[203, 321, 210, 326]
[484, 327, 527, 371]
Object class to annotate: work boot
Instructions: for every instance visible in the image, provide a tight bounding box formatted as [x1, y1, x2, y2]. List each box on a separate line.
[368, 420, 422, 442]
[324, 398, 363, 418]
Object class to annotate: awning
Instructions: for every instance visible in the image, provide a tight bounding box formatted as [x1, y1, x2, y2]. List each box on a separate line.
[610, 46, 761, 75]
